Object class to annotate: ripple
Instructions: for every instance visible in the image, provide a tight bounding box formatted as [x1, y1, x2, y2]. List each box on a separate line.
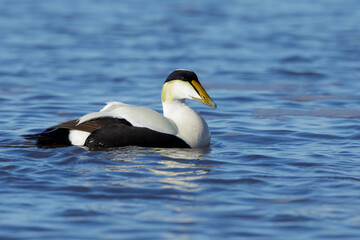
[196, 177, 264, 184]
[57, 208, 106, 217]
[254, 109, 360, 119]
[270, 214, 314, 223]
[283, 95, 356, 102]
[279, 55, 313, 63]
[273, 69, 326, 78]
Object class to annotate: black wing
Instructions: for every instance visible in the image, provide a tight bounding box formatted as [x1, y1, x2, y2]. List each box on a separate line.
[85, 122, 190, 149]
[25, 117, 131, 147]
[25, 117, 190, 149]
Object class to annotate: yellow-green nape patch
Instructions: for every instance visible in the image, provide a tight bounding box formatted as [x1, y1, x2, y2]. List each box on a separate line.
[161, 80, 192, 102]
[161, 81, 172, 102]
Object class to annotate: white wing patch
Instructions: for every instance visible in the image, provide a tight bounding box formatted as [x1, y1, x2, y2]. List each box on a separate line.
[78, 101, 178, 135]
[69, 130, 91, 146]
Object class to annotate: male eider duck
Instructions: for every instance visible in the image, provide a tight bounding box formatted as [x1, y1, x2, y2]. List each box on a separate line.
[28, 69, 217, 149]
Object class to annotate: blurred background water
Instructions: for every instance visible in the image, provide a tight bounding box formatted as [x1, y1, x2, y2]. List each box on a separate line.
[1, 0, 360, 239]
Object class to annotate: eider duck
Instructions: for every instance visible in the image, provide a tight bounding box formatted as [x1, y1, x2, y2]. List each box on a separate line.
[28, 69, 217, 149]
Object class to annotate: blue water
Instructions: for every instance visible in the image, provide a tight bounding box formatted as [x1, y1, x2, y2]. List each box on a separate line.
[2, 0, 360, 239]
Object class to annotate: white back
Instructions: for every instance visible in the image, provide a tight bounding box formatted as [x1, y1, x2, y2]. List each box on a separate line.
[78, 102, 178, 135]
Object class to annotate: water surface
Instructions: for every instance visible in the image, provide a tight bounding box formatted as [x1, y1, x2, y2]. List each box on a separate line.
[1, 0, 360, 239]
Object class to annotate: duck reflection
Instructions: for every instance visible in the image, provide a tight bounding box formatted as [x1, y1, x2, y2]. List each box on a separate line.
[102, 147, 213, 192]
[153, 147, 211, 160]
[150, 169, 209, 192]
[149, 158, 211, 192]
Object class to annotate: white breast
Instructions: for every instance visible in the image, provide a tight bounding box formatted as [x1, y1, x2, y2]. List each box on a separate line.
[162, 101, 210, 148]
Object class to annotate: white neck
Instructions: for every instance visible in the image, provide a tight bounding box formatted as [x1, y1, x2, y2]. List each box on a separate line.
[162, 100, 210, 148]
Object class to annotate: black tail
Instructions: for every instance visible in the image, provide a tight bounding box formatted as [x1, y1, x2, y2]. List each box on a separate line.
[24, 128, 72, 147]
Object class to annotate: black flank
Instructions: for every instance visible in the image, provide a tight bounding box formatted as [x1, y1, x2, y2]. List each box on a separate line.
[85, 123, 190, 149]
